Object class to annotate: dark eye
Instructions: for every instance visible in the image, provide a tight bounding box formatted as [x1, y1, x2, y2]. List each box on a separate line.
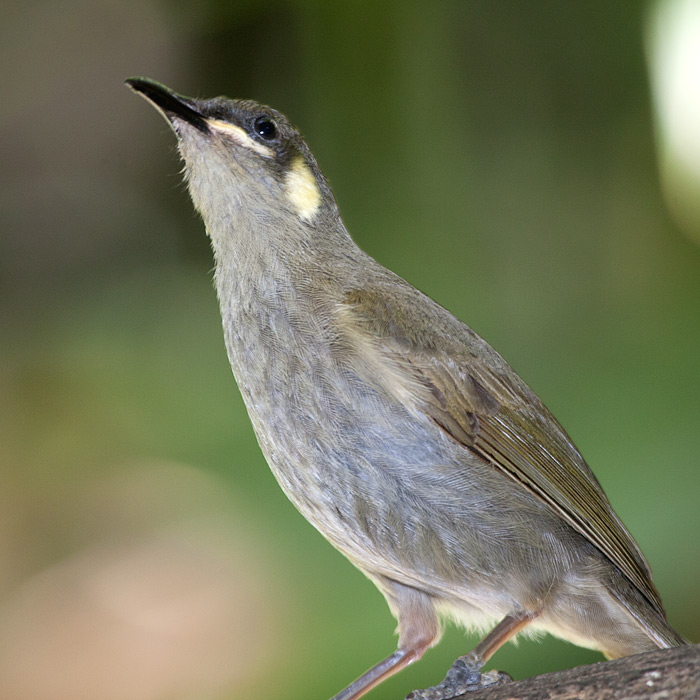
[254, 116, 277, 140]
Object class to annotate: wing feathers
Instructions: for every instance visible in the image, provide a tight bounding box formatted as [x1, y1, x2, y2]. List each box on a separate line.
[340, 287, 664, 616]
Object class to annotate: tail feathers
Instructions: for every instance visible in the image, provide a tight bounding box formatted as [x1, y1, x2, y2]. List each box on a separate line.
[609, 578, 687, 652]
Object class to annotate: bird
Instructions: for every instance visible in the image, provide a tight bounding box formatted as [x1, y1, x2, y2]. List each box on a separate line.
[126, 77, 686, 700]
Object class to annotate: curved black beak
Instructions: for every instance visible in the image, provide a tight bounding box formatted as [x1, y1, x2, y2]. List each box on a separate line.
[125, 77, 210, 134]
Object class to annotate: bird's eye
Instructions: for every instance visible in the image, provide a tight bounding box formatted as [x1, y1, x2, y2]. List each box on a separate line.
[254, 116, 277, 140]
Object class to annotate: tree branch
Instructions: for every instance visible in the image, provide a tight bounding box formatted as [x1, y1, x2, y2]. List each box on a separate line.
[442, 644, 699, 700]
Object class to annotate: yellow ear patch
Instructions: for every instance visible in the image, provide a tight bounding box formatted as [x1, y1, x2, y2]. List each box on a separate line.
[285, 157, 321, 222]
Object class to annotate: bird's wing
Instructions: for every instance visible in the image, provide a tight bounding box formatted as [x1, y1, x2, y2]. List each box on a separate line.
[339, 286, 664, 615]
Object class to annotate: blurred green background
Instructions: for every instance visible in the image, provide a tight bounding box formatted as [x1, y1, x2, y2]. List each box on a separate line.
[1, 1, 699, 699]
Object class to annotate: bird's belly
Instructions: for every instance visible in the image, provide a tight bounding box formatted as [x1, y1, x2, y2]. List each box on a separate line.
[224, 314, 583, 613]
[243, 365, 574, 608]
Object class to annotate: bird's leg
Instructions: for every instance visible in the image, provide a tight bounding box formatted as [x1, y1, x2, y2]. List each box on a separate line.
[406, 610, 538, 700]
[329, 580, 440, 700]
[329, 646, 429, 700]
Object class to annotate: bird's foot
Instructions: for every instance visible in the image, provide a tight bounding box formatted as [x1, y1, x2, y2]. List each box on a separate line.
[405, 652, 511, 700]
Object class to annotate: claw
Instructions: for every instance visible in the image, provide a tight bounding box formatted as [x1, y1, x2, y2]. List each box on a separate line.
[406, 666, 511, 700]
